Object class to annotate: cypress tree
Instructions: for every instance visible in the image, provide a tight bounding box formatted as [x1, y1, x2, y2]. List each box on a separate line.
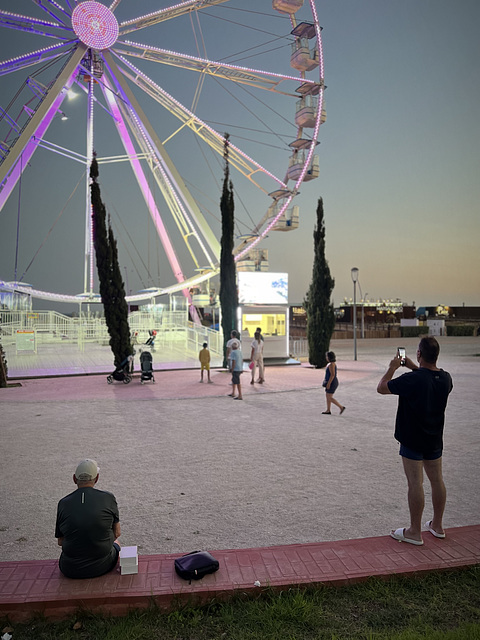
[305, 197, 335, 369]
[219, 136, 238, 368]
[90, 155, 132, 367]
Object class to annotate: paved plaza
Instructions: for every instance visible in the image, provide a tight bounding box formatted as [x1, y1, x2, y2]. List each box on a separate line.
[1, 337, 479, 564]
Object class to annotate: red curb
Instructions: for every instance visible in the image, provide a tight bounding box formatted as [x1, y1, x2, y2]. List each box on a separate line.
[1, 525, 479, 623]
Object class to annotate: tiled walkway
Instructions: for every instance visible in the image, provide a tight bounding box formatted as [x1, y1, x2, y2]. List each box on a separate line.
[1, 525, 479, 623]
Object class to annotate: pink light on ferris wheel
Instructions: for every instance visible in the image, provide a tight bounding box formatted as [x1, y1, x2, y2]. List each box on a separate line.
[72, 1, 119, 50]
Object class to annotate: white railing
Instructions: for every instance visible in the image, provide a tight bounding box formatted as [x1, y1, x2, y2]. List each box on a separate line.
[289, 338, 309, 358]
[0, 309, 224, 358]
[186, 322, 223, 356]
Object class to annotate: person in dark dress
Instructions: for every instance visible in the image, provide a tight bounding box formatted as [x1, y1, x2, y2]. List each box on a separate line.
[55, 459, 121, 578]
[322, 351, 345, 415]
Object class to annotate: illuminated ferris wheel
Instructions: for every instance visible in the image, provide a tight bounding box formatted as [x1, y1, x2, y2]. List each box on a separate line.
[0, 0, 325, 307]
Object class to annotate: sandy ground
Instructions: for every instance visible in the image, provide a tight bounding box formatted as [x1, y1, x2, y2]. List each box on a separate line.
[1, 336, 479, 563]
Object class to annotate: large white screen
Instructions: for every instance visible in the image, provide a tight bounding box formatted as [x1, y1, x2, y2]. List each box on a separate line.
[238, 272, 288, 304]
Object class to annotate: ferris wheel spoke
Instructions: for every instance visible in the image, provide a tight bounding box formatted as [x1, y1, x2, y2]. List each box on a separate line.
[118, 0, 230, 37]
[0, 10, 72, 38]
[99, 75, 194, 288]
[0, 41, 77, 76]
[115, 40, 314, 96]
[115, 54, 292, 267]
[103, 51, 219, 269]
[0, 44, 86, 213]
[103, 79, 216, 271]
[30, 0, 71, 26]
[113, 53, 288, 196]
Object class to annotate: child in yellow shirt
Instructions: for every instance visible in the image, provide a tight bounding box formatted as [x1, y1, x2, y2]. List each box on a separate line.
[199, 343, 212, 383]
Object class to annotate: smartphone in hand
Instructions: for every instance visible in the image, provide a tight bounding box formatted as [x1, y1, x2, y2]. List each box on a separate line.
[397, 347, 406, 366]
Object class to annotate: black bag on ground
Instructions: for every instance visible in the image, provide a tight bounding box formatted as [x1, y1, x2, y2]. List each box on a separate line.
[174, 550, 219, 581]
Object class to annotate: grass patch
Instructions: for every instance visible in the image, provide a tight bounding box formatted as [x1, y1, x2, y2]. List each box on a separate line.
[3, 566, 480, 639]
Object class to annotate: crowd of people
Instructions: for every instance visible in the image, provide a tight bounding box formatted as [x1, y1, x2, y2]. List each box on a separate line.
[56, 336, 452, 579]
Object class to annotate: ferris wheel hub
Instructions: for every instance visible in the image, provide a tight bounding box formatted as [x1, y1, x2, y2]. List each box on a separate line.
[72, 1, 119, 50]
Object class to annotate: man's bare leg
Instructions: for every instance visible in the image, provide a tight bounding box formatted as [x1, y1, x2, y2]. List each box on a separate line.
[401, 456, 424, 542]
[423, 457, 446, 535]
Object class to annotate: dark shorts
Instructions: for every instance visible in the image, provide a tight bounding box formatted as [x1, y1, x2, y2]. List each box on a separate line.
[399, 444, 442, 461]
[106, 542, 121, 574]
[60, 543, 120, 579]
[325, 378, 338, 395]
[232, 370, 242, 385]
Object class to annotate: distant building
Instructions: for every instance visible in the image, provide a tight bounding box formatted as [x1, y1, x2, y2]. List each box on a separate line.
[338, 300, 416, 324]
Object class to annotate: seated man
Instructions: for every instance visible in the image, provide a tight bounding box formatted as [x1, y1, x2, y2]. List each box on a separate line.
[55, 459, 121, 579]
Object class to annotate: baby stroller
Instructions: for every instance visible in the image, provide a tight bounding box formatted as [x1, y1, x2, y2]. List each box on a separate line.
[140, 350, 155, 384]
[107, 356, 133, 384]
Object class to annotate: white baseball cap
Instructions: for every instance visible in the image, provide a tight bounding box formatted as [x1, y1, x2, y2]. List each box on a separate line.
[75, 459, 99, 481]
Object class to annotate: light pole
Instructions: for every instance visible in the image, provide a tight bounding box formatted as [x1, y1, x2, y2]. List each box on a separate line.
[351, 267, 359, 361]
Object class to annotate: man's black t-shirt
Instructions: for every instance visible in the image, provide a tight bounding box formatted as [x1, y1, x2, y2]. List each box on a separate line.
[55, 487, 119, 579]
[387, 368, 453, 453]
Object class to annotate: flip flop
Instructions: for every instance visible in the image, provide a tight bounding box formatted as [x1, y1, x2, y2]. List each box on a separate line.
[227, 393, 235, 397]
[390, 527, 424, 545]
[425, 520, 446, 538]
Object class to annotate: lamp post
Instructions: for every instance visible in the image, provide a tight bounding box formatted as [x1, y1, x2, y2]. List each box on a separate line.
[351, 267, 359, 361]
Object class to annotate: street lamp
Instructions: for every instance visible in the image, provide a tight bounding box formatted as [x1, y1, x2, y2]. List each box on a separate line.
[351, 267, 359, 361]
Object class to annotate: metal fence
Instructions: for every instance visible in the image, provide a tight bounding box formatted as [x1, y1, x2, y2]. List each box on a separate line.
[289, 338, 309, 358]
[0, 309, 224, 357]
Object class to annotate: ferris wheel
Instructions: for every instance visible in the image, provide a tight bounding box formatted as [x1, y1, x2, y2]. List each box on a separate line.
[0, 0, 325, 307]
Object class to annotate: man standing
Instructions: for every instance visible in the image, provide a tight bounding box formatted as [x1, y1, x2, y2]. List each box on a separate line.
[55, 459, 121, 578]
[377, 336, 453, 545]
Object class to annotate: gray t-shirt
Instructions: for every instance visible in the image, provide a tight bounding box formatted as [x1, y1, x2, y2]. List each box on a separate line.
[230, 348, 243, 371]
[55, 486, 119, 578]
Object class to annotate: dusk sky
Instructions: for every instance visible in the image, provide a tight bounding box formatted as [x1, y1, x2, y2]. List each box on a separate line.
[1, 0, 479, 310]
